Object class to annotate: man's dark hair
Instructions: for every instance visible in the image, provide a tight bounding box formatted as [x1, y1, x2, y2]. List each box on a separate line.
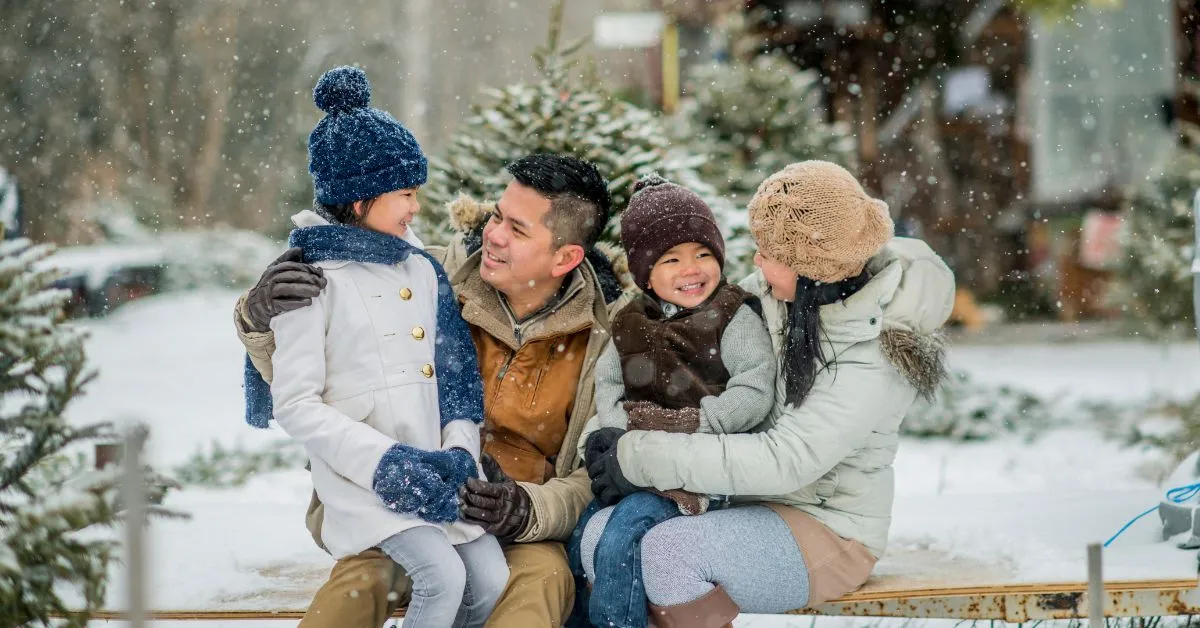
[505, 153, 611, 249]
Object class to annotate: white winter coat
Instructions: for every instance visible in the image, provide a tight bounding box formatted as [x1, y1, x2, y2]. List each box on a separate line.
[269, 211, 485, 559]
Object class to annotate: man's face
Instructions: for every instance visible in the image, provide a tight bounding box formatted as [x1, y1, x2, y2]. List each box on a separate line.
[480, 181, 579, 298]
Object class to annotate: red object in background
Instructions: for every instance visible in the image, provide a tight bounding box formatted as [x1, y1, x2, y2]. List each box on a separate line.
[1078, 210, 1125, 271]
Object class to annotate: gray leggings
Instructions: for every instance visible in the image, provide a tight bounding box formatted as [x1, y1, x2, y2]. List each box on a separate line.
[630, 505, 812, 612]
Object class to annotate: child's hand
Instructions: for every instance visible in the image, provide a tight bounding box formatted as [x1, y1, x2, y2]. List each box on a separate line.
[421, 447, 478, 488]
[372, 444, 450, 515]
[416, 481, 463, 524]
[583, 427, 625, 465]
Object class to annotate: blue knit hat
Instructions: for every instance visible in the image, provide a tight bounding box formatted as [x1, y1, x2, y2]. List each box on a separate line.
[308, 66, 428, 206]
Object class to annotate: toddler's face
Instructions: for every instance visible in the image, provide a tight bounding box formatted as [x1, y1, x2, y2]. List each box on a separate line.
[359, 187, 420, 239]
[648, 242, 721, 309]
[754, 251, 798, 301]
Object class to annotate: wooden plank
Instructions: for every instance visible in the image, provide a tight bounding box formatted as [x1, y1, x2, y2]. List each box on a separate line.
[84, 579, 1200, 622]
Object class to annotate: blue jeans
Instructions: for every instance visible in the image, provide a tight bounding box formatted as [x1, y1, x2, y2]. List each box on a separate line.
[378, 526, 509, 628]
[571, 492, 681, 628]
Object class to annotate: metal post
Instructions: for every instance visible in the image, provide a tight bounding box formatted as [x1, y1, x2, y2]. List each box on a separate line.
[123, 426, 147, 628]
[1087, 543, 1105, 628]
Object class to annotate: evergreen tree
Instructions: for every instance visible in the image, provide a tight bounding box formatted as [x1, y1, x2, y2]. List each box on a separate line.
[0, 238, 172, 626]
[674, 52, 856, 201]
[1111, 118, 1200, 338]
[423, 0, 732, 256]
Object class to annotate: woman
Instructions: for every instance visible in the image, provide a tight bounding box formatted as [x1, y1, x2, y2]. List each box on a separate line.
[586, 160, 956, 627]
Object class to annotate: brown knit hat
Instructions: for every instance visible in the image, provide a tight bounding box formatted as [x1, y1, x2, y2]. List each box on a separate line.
[748, 161, 893, 283]
[620, 174, 725, 293]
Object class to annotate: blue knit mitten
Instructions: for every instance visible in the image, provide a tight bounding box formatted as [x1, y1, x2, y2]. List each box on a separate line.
[418, 481, 462, 523]
[372, 444, 450, 516]
[421, 447, 479, 489]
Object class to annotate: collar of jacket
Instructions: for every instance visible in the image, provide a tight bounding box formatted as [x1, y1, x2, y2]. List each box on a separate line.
[453, 248, 601, 351]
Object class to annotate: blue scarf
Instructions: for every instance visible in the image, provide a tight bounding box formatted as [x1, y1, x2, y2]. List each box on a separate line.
[244, 224, 484, 431]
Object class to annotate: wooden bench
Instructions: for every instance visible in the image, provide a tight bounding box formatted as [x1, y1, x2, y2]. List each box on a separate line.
[85, 576, 1200, 622]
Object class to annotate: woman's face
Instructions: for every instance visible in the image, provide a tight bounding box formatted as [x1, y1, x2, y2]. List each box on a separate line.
[754, 251, 798, 302]
[357, 187, 420, 238]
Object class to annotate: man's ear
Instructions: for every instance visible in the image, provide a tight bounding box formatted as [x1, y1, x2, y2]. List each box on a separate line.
[352, 200, 364, 218]
[550, 243, 586, 279]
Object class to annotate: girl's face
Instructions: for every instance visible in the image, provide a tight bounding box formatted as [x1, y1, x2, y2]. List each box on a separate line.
[754, 250, 798, 302]
[648, 242, 722, 309]
[356, 187, 420, 238]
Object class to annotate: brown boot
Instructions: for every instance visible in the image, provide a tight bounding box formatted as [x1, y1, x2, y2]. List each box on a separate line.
[647, 585, 739, 628]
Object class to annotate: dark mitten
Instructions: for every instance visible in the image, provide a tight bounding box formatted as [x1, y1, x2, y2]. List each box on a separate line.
[421, 447, 479, 489]
[459, 454, 532, 542]
[587, 441, 640, 506]
[245, 247, 327, 332]
[372, 444, 449, 516]
[624, 401, 701, 434]
[583, 427, 625, 468]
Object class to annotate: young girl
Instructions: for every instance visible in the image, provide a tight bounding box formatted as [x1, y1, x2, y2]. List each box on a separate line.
[243, 66, 507, 628]
[568, 175, 778, 628]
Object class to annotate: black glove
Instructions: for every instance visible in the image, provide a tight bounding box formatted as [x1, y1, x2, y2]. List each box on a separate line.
[587, 438, 640, 506]
[244, 247, 326, 332]
[583, 427, 625, 467]
[459, 453, 531, 543]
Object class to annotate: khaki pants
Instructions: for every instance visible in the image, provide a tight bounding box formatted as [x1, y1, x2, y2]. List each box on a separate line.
[300, 541, 575, 628]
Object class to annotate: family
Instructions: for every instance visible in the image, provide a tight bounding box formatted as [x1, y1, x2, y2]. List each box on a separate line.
[237, 66, 956, 628]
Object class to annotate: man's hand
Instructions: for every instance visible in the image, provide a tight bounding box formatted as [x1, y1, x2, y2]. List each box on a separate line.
[587, 438, 640, 506]
[459, 453, 531, 543]
[245, 247, 326, 332]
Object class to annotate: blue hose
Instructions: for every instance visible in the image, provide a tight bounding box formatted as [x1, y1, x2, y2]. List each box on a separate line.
[1103, 482, 1200, 547]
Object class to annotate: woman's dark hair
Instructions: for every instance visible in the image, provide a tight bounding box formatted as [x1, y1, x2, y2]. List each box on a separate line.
[316, 197, 378, 226]
[781, 272, 872, 406]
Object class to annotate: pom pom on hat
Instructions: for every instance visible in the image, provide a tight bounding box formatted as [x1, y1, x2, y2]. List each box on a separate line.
[632, 172, 669, 195]
[313, 66, 371, 114]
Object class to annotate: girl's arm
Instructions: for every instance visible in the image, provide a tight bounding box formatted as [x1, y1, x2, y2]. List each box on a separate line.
[696, 304, 778, 434]
[616, 347, 914, 497]
[269, 292, 397, 491]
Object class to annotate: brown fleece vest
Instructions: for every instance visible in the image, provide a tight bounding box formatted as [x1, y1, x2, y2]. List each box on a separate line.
[611, 282, 749, 410]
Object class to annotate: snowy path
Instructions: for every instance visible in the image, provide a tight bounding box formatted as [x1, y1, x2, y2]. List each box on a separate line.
[68, 291, 1200, 624]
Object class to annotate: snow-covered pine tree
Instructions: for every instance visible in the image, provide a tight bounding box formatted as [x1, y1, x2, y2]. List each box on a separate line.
[1110, 117, 1200, 338]
[0, 238, 170, 626]
[423, 0, 736, 262]
[674, 52, 856, 202]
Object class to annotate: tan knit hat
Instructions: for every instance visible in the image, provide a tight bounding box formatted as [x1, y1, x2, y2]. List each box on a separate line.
[748, 161, 894, 283]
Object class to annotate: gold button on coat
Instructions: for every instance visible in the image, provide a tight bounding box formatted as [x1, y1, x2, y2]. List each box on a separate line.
[411, 326, 425, 340]
[399, 288, 412, 300]
[421, 364, 434, 378]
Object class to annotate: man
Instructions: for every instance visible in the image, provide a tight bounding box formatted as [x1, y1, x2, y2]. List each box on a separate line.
[235, 153, 628, 627]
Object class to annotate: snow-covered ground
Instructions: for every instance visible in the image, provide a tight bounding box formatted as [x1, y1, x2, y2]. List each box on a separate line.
[71, 290, 1200, 626]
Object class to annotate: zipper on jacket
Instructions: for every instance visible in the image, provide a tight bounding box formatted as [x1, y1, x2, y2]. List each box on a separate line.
[496, 351, 516, 381]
